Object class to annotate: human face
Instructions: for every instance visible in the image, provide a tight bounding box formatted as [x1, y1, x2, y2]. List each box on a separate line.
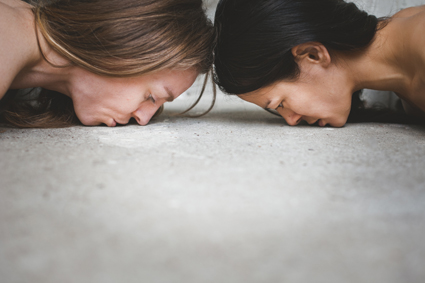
[239, 66, 353, 127]
[68, 68, 198, 126]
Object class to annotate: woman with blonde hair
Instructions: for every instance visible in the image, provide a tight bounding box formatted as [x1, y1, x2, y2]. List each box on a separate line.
[0, 0, 214, 127]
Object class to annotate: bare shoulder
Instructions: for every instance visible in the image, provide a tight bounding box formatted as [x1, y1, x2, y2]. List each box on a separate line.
[0, 0, 25, 8]
[0, 2, 19, 98]
[0, 1, 34, 99]
[392, 7, 425, 66]
[407, 8, 425, 62]
[392, 5, 425, 18]
[394, 5, 425, 37]
[403, 8, 425, 114]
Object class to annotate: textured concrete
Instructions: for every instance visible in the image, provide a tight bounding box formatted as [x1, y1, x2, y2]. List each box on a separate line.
[1, 83, 425, 282]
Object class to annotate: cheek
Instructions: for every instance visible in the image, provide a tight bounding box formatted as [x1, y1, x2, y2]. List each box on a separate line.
[70, 97, 102, 125]
[286, 93, 317, 114]
[331, 116, 349, 127]
[307, 88, 347, 112]
[286, 91, 337, 118]
[73, 106, 97, 125]
[74, 111, 98, 126]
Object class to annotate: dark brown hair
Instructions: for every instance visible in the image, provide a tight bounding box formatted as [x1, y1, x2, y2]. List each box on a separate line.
[214, 0, 380, 95]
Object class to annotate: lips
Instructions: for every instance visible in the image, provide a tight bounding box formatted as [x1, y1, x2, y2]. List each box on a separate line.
[318, 119, 326, 127]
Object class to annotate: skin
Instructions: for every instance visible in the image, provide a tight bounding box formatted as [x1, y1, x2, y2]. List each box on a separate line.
[1, 0, 198, 126]
[64, 68, 197, 127]
[239, 5, 425, 127]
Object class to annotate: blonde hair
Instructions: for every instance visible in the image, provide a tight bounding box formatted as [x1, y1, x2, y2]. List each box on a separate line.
[34, 0, 213, 75]
[2, 0, 214, 127]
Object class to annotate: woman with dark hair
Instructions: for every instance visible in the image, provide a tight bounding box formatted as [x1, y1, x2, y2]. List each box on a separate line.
[214, 0, 425, 127]
[0, 0, 214, 128]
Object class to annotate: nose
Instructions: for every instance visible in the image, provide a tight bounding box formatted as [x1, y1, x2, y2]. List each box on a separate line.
[132, 105, 161, 126]
[279, 109, 302, 126]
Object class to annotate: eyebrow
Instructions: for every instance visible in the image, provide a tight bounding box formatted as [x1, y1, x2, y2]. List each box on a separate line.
[264, 100, 272, 110]
[164, 87, 175, 102]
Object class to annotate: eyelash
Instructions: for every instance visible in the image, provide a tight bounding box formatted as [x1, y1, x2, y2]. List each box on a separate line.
[275, 103, 283, 110]
[148, 94, 156, 103]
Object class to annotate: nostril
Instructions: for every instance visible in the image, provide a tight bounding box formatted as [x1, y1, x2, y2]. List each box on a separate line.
[133, 113, 149, 126]
[132, 113, 146, 126]
[132, 107, 161, 126]
[296, 117, 302, 125]
[132, 114, 140, 125]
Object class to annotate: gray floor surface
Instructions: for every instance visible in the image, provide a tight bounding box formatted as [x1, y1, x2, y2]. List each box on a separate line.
[1, 87, 425, 283]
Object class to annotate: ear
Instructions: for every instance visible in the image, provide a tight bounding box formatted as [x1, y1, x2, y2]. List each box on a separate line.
[291, 42, 331, 68]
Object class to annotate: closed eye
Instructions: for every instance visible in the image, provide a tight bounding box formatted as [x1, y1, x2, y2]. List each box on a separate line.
[148, 94, 156, 103]
[275, 103, 283, 110]
[265, 108, 281, 117]
[265, 102, 284, 117]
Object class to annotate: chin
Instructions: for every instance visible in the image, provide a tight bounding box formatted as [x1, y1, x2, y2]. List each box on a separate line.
[329, 117, 348, 127]
[76, 114, 101, 126]
[331, 123, 346, 128]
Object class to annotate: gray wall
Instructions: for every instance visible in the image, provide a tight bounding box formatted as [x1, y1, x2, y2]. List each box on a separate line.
[353, 0, 425, 16]
[205, 0, 425, 20]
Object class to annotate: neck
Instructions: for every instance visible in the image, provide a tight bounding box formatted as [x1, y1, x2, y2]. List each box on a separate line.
[339, 19, 410, 96]
[12, 54, 73, 96]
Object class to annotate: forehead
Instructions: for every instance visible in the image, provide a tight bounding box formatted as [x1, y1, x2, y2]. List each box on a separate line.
[157, 67, 198, 78]
[164, 68, 199, 94]
[160, 68, 198, 87]
[128, 67, 198, 92]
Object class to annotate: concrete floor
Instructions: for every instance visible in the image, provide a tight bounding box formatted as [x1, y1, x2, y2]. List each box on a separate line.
[1, 82, 425, 283]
